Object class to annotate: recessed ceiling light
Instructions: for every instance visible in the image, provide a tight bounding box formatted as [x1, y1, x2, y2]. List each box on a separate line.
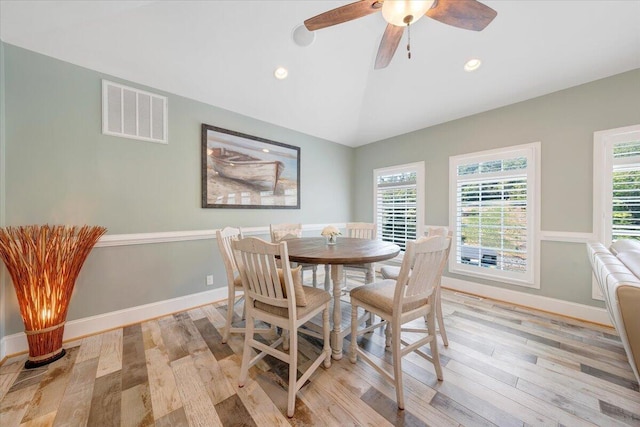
[274, 67, 288, 80]
[464, 58, 482, 72]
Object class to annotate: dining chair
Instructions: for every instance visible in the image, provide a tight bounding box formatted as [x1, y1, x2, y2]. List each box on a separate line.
[232, 236, 331, 417]
[216, 227, 272, 343]
[380, 226, 452, 346]
[344, 222, 377, 284]
[349, 235, 450, 410]
[270, 223, 319, 287]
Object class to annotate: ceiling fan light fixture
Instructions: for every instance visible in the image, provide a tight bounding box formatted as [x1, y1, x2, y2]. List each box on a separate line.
[381, 0, 435, 27]
[464, 58, 482, 72]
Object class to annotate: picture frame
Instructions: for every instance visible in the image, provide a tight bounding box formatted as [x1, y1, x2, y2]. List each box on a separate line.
[201, 124, 301, 209]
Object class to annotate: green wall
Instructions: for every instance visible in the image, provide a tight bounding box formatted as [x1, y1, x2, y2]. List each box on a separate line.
[353, 69, 640, 305]
[0, 41, 6, 344]
[1, 39, 639, 345]
[1, 44, 353, 335]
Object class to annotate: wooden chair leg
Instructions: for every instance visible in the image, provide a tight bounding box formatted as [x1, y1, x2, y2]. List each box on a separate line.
[222, 288, 235, 344]
[349, 304, 359, 363]
[436, 286, 448, 346]
[385, 322, 392, 347]
[241, 295, 246, 320]
[238, 311, 254, 387]
[427, 309, 444, 381]
[392, 317, 405, 410]
[287, 328, 298, 418]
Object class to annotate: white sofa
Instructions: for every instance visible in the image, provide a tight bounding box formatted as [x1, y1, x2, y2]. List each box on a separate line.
[587, 240, 640, 385]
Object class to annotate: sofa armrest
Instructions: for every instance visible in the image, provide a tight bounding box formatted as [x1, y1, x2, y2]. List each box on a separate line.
[587, 241, 640, 386]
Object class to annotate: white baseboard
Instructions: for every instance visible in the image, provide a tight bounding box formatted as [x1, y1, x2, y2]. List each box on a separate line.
[2, 274, 613, 361]
[1, 287, 228, 360]
[442, 276, 612, 326]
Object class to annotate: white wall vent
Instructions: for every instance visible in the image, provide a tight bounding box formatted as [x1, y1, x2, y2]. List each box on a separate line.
[102, 80, 168, 144]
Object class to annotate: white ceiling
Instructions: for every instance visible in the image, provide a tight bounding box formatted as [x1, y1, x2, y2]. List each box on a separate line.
[1, 0, 639, 147]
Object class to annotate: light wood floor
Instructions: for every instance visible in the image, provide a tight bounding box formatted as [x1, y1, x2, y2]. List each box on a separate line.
[1, 273, 639, 426]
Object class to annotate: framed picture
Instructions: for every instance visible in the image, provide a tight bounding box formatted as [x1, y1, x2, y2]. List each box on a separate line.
[201, 124, 300, 209]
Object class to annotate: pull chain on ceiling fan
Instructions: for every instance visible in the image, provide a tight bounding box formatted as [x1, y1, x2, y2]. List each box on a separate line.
[304, 0, 497, 70]
[406, 19, 411, 60]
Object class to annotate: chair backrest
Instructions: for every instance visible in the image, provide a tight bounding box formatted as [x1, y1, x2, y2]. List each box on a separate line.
[216, 226, 243, 286]
[232, 237, 296, 311]
[394, 235, 450, 309]
[270, 223, 303, 242]
[346, 222, 376, 240]
[426, 227, 452, 272]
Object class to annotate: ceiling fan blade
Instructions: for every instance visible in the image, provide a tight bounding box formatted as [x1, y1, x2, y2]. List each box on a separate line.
[375, 24, 404, 70]
[426, 0, 497, 31]
[304, 0, 382, 31]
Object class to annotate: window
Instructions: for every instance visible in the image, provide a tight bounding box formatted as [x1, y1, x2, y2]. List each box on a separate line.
[449, 143, 539, 287]
[594, 125, 640, 246]
[373, 162, 424, 251]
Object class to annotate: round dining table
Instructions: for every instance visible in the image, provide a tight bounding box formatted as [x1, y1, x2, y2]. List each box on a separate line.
[284, 237, 400, 359]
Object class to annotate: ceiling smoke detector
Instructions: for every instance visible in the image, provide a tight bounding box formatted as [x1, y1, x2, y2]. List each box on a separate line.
[292, 24, 315, 47]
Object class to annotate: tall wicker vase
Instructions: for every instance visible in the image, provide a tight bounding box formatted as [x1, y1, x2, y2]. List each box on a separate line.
[0, 225, 106, 368]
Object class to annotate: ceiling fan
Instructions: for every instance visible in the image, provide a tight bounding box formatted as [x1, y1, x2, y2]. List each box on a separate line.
[304, 0, 497, 69]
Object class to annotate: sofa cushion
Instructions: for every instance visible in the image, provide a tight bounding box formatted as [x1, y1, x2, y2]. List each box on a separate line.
[254, 286, 329, 319]
[610, 239, 640, 255]
[277, 266, 307, 306]
[350, 279, 430, 314]
[233, 274, 243, 288]
[616, 250, 640, 279]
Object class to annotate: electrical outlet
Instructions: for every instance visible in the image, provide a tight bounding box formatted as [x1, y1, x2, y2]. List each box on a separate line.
[206, 275, 214, 286]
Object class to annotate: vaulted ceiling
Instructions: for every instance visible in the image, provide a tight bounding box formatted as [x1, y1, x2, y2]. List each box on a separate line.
[1, 1, 639, 146]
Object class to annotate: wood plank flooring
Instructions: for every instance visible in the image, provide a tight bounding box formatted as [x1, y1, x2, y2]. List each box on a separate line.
[1, 272, 639, 426]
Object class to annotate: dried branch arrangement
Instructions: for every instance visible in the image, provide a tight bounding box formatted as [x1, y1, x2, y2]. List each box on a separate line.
[0, 224, 106, 367]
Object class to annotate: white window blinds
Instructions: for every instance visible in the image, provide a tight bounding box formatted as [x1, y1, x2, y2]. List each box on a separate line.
[612, 140, 640, 241]
[450, 144, 538, 286]
[374, 163, 424, 251]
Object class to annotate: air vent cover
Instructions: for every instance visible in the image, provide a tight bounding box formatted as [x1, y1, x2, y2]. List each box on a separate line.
[102, 80, 168, 144]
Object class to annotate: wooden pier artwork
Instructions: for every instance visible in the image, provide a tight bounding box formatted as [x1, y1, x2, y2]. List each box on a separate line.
[202, 124, 300, 209]
[204, 144, 299, 208]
